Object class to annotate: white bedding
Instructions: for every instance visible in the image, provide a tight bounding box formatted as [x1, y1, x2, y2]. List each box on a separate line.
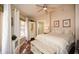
[31, 33, 74, 54]
[31, 40, 58, 54]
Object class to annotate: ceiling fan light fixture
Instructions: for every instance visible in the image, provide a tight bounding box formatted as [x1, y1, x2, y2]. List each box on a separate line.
[43, 7, 47, 10]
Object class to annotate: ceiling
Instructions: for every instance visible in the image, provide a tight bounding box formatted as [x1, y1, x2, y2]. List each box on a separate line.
[13, 4, 63, 20]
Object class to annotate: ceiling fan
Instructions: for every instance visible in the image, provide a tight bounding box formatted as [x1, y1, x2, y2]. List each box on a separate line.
[36, 4, 56, 14]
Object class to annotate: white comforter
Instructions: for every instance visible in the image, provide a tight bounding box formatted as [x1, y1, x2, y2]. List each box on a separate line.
[31, 33, 74, 54]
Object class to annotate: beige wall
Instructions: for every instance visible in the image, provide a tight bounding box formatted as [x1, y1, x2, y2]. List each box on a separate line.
[50, 5, 75, 35]
[38, 5, 75, 35]
[76, 4, 79, 40]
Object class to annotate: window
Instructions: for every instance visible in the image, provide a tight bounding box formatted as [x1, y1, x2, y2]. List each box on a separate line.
[20, 20, 25, 37]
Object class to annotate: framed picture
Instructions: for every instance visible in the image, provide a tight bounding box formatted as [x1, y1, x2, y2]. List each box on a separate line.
[63, 19, 71, 27]
[54, 20, 59, 27]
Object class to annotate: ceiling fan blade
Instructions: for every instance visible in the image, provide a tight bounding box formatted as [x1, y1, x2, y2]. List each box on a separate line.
[36, 5, 43, 8]
[48, 6, 63, 11]
[47, 7, 56, 9]
[47, 6, 62, 13]
[38, 8, 43, 12]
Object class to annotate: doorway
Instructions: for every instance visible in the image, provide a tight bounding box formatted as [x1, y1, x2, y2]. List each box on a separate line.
[37, 22, 44, 34]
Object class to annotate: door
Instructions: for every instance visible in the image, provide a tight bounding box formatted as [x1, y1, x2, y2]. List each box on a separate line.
[29, 21, 36, 39]
[37, 22, 44, 34]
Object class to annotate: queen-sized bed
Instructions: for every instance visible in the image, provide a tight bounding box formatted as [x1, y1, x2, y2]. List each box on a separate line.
[31, 32, 75, 54]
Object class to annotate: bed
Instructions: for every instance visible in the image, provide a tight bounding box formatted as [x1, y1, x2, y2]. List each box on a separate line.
[31, 32, 75, 54]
